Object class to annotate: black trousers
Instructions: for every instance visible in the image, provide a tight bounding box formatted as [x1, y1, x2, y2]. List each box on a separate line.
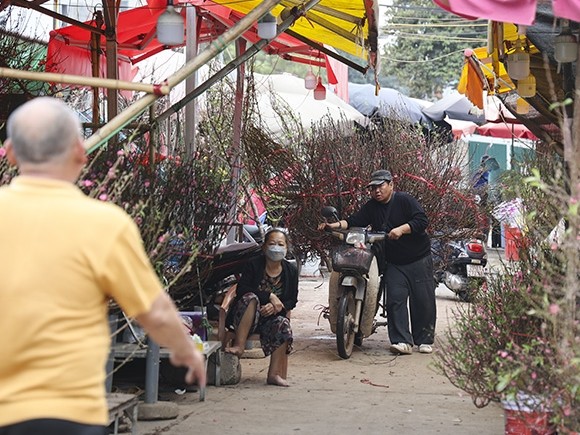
[385, 255, 437, 346]
[0, 419, 108, 435]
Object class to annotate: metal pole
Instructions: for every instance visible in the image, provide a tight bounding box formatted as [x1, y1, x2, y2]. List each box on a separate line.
[104, 0, 119, 145]
[84, 0, 281, 154]
[229, 39, 246, 228]
[105, 313, 118, 393]
[184, 6, 198, 159]
[144, 337, 160, 404]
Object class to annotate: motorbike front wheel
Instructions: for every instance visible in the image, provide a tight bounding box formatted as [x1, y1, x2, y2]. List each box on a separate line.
[336, 291, 356, 359]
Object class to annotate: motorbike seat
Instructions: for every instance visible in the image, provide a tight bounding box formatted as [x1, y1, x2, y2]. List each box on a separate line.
[214, 241, 259, 256]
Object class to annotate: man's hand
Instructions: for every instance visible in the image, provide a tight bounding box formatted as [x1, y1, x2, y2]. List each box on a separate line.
[388, 224, 411, 240]
[170, 342, 207, 386]
[317, 222, 329, 231]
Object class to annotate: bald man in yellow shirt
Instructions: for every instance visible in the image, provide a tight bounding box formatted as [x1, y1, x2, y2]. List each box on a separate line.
[0, 97, 205, 435]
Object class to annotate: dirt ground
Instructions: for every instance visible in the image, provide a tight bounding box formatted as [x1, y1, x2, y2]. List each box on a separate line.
[135, 264, 506, 435]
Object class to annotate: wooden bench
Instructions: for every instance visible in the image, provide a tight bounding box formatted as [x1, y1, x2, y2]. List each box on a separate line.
[110, 340, 222, 401]
[107, 392, 139, 435]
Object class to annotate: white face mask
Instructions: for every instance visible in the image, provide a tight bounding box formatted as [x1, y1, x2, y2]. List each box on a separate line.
[265, 245, 287, 262]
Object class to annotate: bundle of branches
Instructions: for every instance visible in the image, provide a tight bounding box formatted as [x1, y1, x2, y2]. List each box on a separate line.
[240, 99, 483, 263]
[79, 127, 235, 311]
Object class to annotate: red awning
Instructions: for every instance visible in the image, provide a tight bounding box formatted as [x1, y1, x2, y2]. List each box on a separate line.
[46, 1, 330, 83]
[475, 122, 538, 140]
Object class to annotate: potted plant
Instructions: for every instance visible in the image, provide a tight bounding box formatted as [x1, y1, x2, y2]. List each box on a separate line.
[433, 160, 579, 434]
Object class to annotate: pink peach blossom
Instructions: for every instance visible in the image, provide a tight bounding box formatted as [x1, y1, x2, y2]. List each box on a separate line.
[548, 304, 560, 315]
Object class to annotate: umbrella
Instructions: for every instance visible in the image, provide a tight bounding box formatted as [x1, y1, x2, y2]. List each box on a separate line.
[475, 122, 538, 140]
[348, 83, 430, 124]
[422, 92, 485, 124]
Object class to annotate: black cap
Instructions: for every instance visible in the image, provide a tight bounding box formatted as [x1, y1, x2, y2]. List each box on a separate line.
[367, 170, 393, 187]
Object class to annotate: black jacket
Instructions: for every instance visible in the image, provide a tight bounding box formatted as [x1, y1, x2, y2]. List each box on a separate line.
[231, 255, 299, 319]
[346, 192, 431, 265]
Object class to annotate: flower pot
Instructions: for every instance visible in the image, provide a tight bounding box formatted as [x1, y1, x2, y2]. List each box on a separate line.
[502, 394, 555, 435]
[504, 408, 553, 435]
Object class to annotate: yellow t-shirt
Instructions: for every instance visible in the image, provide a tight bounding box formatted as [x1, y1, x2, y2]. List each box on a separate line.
[0, 177, 162, 426]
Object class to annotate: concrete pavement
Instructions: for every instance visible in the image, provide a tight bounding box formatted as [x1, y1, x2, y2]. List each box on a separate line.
[132, 255, 507, 435]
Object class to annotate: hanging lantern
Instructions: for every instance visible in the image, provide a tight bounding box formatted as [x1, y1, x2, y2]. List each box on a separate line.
[313, 77, 326, 100]
[156, 0, 184, 46]
[257, 12, 277, 40]
[517, 74, 536, 98]
[304, 70, 316, 90]
[516, 98, 530, 115]
[554, 27, 578, 63]
[507, 40, 530, 80]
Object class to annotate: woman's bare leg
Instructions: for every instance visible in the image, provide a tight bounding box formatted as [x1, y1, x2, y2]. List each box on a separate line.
[225, 299, 257, 357]
[267, 342, 289, 387]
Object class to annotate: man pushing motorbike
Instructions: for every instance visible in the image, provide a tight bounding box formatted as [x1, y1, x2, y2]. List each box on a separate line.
[318, 169, 436, 355]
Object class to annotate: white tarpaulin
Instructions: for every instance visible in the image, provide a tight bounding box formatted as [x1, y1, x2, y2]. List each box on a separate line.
[253, 73, 368, 138]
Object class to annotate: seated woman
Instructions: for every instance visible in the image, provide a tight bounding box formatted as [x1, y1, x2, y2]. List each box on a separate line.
[225, 228, 299, 387]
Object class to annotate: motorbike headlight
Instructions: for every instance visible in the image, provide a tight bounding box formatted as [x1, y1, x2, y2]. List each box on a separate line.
[345, 231, 365, 245]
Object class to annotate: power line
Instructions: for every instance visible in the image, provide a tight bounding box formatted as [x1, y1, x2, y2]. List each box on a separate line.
[382, 32, 487, 42]
[380, 48, 466, 63]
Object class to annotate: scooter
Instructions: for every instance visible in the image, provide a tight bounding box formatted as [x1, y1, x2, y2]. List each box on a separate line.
[321, 206, 387, 359]
[432, 237, 487, 302]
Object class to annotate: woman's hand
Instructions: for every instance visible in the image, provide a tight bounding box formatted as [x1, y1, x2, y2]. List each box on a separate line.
[259, 302, 277, 317]
[270, 295, 284, 313]
[260, 295, 284, 316]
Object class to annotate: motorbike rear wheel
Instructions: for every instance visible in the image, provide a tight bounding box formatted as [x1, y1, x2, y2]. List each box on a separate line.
[336, 291, 356, 359]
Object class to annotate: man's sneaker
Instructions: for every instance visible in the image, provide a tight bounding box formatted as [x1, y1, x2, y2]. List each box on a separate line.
[418, 344, 433, 354]
[389, 343, 413, 355]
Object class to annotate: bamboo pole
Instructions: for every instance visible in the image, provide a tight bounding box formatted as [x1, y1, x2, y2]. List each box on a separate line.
[84, 0, 281, 154]
[156, 0, 322, 124]
[0, 67, 170, 95]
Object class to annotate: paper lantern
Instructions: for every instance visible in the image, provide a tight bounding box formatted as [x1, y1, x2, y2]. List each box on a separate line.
[507, 41, 530, 80]
[313, 77, 326, 100]
[304, 70, 316, 90]
[157, 0, 184, 46]
[258, 12, 277, 40]
[517, 74, 536, 98]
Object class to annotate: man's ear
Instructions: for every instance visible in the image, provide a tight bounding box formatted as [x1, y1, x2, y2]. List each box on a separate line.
[4, 140, 18, 166]
[74, 140, 88, 165]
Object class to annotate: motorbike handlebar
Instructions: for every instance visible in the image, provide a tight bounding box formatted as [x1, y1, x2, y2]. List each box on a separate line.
[366, 232, 387, 243]
[323, 226, 386, 244]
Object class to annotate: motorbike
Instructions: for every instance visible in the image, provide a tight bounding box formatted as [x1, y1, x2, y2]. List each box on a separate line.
[431, 236, 487, 302]
[321, 206, 387, 359]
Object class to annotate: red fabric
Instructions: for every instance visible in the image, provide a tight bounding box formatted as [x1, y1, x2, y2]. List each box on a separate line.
[432, 0, 478, 20]
[325, 53, 349, 103]
[443, 0, 537, 25]
[47, 6, 167, 66]
[46, 35, 138, 98]
[475, 122, 537, 140]
[553, 0, 580, 22]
